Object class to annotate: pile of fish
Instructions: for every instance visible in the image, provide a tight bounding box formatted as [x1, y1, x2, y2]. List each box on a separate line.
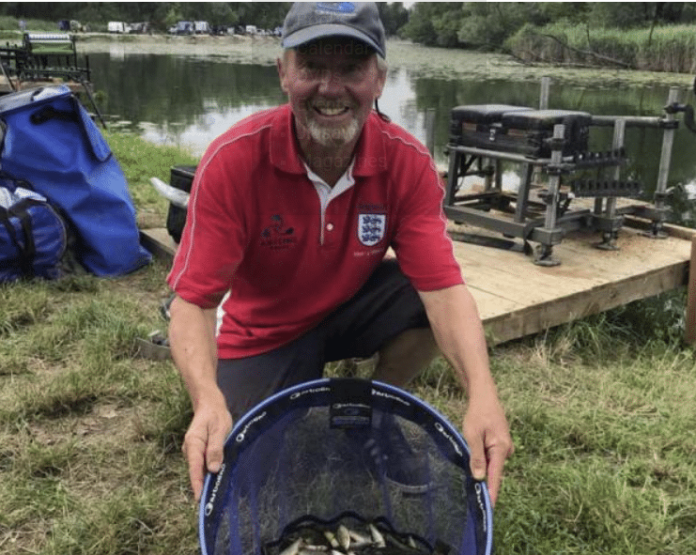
[263, 520, 449, 555]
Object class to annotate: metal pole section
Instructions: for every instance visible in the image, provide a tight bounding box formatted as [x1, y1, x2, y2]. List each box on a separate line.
[607, 119, 626, 217]
[591, 115, 665, 128]
[539, 76, 551, 109]
[535, 77, 552, 192]
[535, 123, 565, 266]
[653, 87, 679, 234]
[424, 108, 436, 157]
[599, 118, 626, 248]
[543, 124, 565, 231]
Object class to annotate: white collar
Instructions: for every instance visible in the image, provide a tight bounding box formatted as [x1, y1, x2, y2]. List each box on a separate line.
[303, 159, 356, 197]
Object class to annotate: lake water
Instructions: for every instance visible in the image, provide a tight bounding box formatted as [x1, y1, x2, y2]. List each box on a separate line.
[86, 39, 696, 224]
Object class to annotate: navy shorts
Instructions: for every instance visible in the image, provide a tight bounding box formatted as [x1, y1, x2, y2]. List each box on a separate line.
[217, 259, 429, 421]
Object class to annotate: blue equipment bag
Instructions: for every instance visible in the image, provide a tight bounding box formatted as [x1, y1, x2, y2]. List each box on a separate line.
[0, 85, 151, 277]
[0, 178, 67, 282]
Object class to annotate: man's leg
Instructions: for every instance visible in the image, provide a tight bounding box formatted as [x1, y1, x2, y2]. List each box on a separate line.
[323, 259, 439, 381]
[217, 328, 325, 422]
[372, 327, 439, 387]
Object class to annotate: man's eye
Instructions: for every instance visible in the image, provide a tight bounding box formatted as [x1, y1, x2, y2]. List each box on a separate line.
[301, 63, 322, 77]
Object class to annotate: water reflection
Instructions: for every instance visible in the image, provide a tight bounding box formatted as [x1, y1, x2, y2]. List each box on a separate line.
[89, 51, 696, 221]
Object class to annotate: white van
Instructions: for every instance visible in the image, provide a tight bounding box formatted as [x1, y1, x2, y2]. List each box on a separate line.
[108, 21, 129, 34]
[194, 21, 210, 34]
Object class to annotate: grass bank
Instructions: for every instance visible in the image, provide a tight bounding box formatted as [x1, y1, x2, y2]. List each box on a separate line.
[1, 132, 695, 554]
[507, 23, 696, 73]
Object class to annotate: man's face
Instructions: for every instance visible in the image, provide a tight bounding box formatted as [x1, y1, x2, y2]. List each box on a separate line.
[278, 38, 387, 151]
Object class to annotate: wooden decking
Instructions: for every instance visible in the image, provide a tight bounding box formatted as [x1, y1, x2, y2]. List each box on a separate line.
[141, 218, 696, 346]
[448, 219, 694, 344]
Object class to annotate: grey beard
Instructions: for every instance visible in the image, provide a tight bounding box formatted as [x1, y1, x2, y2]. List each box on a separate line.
[306, 118, 360, 147]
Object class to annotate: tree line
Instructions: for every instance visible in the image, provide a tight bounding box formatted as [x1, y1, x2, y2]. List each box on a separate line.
[400, 3, 696, 49]
[1, 3, 695, 52]
[0, 2, 407, 35]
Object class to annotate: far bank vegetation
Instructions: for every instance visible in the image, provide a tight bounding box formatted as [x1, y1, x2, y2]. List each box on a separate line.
[508, 23, 696, 73]
[402, 3, 696, 74]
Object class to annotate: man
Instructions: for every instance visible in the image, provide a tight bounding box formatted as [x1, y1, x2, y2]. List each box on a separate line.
[167, 2, 512, 505]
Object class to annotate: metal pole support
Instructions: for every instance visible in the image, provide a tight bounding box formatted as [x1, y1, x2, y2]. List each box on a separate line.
[650, 87, 680, 239]
[534, 123, 565, 267]
[596, 118, 626, 250]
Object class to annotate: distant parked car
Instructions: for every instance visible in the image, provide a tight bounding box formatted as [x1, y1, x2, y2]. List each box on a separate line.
[211, 25, 233, 36]
[128, 22, 150, 34]
[169, 21, 194, 35]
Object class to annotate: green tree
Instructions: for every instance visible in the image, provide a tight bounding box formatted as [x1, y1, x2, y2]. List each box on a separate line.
[377, 2, 409, 37]
[402, 3, 464, 46]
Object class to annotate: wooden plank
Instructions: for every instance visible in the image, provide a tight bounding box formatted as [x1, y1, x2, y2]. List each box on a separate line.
[484, 263, 687, 345]
[685, 236, 696, 345]
[140, 228, 178, 263]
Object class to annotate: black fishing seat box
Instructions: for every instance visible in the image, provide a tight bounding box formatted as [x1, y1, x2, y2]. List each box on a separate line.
[500, 109, 593, 158]
[166, 165, 197, 244]
[449, 104, 533, 148]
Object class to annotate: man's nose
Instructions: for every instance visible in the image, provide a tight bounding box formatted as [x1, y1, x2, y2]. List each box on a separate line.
[317, 69, 344, 94]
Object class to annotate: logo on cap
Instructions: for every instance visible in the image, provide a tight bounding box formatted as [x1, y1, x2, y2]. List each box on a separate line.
[317, 3, 356, 15]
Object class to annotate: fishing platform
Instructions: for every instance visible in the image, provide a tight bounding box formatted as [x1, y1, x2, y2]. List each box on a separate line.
[140, 80, 696, 345]
[0, 32, 92, 95]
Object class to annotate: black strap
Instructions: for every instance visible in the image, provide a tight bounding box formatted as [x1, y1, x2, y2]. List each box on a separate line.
[29, 104, 79, 125]
[0, 198, 43, 277]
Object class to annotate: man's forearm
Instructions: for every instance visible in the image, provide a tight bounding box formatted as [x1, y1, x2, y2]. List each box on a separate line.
[168, 295, 221, 411]
[418, 284, 494, 392]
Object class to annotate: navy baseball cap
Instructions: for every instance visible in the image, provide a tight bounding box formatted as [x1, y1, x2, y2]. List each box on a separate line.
[282, 2, 386, 59]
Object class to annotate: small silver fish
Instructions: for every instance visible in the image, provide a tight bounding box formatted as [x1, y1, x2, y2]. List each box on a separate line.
[347, 528, 372, 549]
[336, 525, 351, 551]
[279, 538, 302, 555]
[369, 524, 386, 549]
[323, 530, 339, 549]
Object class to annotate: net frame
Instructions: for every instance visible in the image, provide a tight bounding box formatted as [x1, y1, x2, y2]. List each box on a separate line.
[199, 378, 493, 555]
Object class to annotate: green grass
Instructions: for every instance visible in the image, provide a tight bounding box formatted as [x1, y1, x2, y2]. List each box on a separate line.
[1, 132, 695, 553]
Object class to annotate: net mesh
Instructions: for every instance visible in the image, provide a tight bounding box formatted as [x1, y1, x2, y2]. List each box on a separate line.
[201, 380, 489, 555]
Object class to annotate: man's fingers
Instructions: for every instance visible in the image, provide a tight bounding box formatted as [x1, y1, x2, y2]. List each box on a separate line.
[465, 429, 488, 482]
[182, 410, 232, 503]
[205, 423, 229, 474]
[483, 446, 506, 506]
[183, 435, 207, 502]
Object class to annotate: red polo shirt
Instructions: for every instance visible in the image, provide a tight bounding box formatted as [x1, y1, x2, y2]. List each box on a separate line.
[168, 105, 463, 358]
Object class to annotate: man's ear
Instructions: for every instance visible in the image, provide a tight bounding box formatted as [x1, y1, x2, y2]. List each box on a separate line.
[374, 60, 387, 101]
[277, 57, 289, 94]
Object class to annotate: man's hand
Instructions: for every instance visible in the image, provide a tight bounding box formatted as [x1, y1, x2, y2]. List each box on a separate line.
[462, 389, 513, 506]
[182, 398, 233, 502]
[419, 285, 513, 505]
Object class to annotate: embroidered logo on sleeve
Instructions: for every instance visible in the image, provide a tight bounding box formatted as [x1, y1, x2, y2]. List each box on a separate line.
[357, 213, 386, 246]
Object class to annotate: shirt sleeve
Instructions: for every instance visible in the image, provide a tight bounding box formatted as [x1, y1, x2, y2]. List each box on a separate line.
[391, 155, 464, 292]
[167, 144, 248, 308]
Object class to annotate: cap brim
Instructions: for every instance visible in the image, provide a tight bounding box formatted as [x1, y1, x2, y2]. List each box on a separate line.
[282, 23, 385, 58]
